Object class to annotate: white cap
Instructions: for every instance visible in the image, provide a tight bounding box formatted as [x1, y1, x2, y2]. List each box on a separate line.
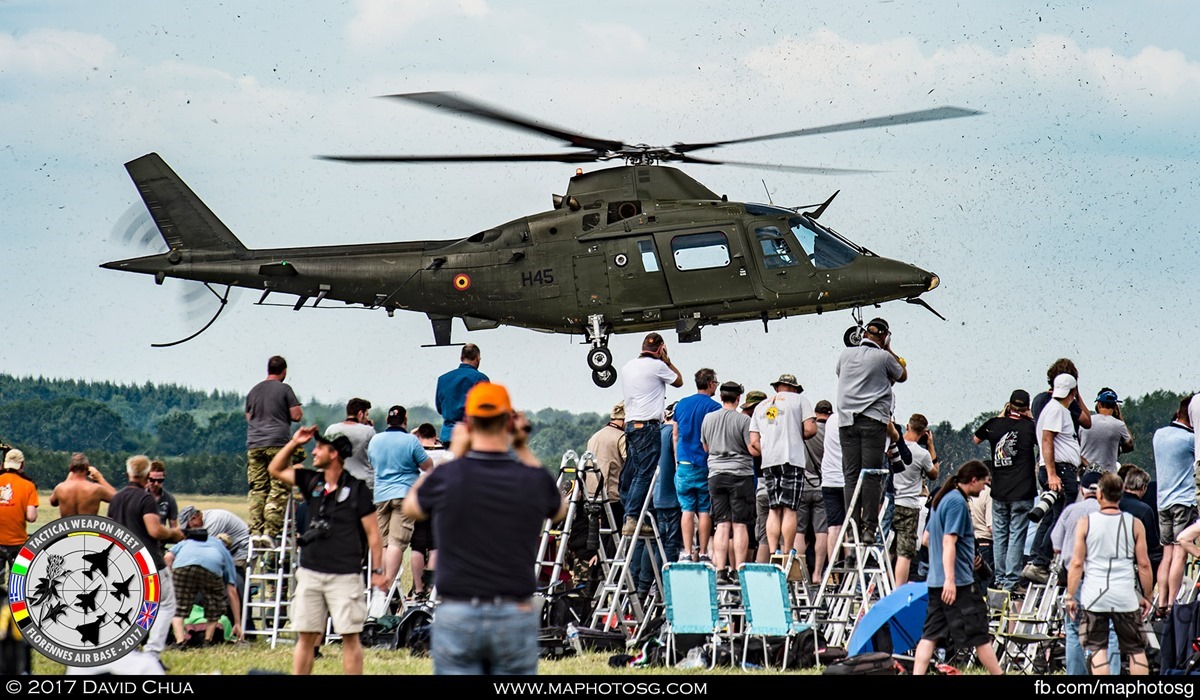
[1051, 373, 1077, 399]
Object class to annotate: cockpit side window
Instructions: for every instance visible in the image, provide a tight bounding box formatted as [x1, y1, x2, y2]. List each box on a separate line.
[789, 217, 859, 269]
[754, 225, 798, 269]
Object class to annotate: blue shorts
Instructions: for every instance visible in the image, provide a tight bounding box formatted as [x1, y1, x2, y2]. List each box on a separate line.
[675, 463, 711, 514]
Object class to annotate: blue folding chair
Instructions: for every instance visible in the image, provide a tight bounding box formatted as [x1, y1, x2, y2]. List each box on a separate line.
[738, 562, 814, 670]
[662, 561, 721, 667]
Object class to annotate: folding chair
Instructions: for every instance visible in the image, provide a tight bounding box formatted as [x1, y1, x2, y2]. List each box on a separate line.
[662, 562, 721, 668]
[992, 584, 1058, 673]
[738, 563, 815, 670]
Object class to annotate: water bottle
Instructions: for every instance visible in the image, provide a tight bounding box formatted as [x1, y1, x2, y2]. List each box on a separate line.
[566, 622, 583, 656]
[367, 586, 389, 619]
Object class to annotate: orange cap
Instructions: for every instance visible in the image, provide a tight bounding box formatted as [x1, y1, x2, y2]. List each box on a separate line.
[465, 382, 513, 418]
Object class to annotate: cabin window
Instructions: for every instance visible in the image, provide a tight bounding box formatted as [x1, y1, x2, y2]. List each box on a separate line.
[671, 231, 729, 270]
[790, 217, 859, 269]
[754, 226, 798, 269]
[637, 239, 660, 272]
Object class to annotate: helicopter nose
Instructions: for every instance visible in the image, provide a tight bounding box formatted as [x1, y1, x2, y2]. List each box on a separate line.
[869, 257, 938, 296]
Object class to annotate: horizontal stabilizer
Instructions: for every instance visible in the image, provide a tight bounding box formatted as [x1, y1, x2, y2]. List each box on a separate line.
[125, 153, 247, 254]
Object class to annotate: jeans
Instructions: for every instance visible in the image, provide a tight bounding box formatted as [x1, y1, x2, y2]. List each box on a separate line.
[1031, 463, 1079, 568]
[840, 415, 887, 536]
[1064, 610, 1119, 675]
[432, 600, 539, 675]
[633, 507, 682, 593]
[620, 421, 662, 521]
[993, 499, 1033, 590]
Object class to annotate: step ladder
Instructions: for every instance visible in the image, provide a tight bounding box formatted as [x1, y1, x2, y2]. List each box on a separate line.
[241, 492, 301, 648]
[533, 451, 584, 588]
[808, 468, 895, 647]
[588, 468, 667, 642]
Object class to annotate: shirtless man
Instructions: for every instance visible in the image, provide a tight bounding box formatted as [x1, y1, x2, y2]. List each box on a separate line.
[50, 453, 116, 516]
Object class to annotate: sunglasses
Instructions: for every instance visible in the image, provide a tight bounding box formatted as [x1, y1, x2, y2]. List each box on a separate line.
[148, 477, 165, 483]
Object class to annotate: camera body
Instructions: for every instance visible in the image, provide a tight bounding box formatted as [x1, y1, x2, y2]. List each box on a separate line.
[299, 518, 332, 545]
[1028, 490, 1061, 523]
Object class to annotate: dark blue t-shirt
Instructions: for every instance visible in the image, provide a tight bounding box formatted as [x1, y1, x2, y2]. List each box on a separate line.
[418, 451, 560, 598]
[925, 489, 976, 588]
[672, 393, 721, 470]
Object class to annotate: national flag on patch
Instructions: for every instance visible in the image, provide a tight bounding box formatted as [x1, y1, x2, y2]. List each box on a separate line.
[136, 601, 158, 630]
[11, 548, 33, 576]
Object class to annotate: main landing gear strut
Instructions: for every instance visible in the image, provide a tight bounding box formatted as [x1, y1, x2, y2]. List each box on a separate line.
[584, 314, 616, 388]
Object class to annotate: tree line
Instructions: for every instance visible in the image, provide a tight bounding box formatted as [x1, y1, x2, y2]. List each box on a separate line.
[1, 373, 1190, 495]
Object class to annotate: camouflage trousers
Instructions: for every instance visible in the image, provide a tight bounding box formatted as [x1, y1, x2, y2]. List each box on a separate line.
[247, 445, 305, 537]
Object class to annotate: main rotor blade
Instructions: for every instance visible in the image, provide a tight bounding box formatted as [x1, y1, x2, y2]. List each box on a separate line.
[676, 154, 878, 175]
[318, 152, 603, 164]
[675, 106, 983, 152]
[385, 92, 627, 153]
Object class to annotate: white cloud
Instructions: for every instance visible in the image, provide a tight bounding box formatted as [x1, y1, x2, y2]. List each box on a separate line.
[0, 28, 116, 76]
[346, 0, 489, 48]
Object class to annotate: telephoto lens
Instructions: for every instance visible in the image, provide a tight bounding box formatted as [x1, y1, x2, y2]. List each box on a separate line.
[1027, 490, 1060, 523]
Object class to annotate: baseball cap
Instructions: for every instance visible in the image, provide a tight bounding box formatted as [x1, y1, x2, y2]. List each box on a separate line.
[1096, 388, 1121, 404]
[386, 405, 407, 427]
[719, 381, 744, 395]
[740, 390, 768, 411]
[3, 448, 23, 470]
[814, 400, 833, 415]
[1009, 389, 1031, 408]
[464, 382, 513, 418]
[771, 373, 802, 391]
[866, 317, 890, 334]
[178, 505, 199, 526]
[1051, 373, 1077, 399]
[611, 402, 625, 420]
[1080, 471, 1101, 494]
[314, 431, 354, 460]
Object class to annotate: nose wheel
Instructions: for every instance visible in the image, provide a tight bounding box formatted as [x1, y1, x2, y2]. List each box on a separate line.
[843, 307, 865, 347]
[584, 314, 617, 388]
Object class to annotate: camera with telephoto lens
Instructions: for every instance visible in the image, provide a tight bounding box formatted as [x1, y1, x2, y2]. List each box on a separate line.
[182, 527, 208, 542]
[1027, 490, 1061, 523]
[299, 518, 332, 545]
[887, 441, 906, 473]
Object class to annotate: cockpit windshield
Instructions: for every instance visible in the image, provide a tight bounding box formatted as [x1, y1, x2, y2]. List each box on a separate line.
[789, 216, 859, 269]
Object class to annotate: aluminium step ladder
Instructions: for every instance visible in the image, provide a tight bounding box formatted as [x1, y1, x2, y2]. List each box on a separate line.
[808, 468, 895, 647]
[242, 492, 301, 648]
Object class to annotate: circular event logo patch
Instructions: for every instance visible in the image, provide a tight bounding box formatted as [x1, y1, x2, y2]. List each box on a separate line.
[7, 515, 160, 667]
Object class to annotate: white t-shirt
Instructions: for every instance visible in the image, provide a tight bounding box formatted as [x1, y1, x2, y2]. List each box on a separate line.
[749, 391, 813, 470]
[1190, 394, 1200, 467]
[1035, 399, 1081, 467]
[895, 440, 934, 509]
[620, 356, 678, 421]
[820, 412, 844, 488]
[1079, 413, 1131, 472]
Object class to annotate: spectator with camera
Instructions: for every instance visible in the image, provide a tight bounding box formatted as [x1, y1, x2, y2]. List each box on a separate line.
[324, 397, 378, 492]
[50, 453, 115, 517]
[404, 382, 566, 675]
[1080, 388, 1134, 473]
[1152, 397, 1196, 616]
[894, 414, 937, 586]
[973, 389, 1038, 592]
[168, 506, 244, 646]
[1116, 466, 1162, 586]
[267, 426, 385, 675]
[1023, 373, 1090, 585]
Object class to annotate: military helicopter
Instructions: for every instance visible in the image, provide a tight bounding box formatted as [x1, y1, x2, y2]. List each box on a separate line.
[102, 92, 979, 388]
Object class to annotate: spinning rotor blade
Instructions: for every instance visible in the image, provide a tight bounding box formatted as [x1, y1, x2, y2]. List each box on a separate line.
[386, 91, 627, 153]
[318, 151, 603, 164]
[675, 154, 878, 175]
[675, 106, 983, 153]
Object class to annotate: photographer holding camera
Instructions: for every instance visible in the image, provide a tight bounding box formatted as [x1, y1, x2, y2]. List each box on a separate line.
[973, 390, 1038, 592]
[268, 426, 385, 676]
[404, 382, 567, 675]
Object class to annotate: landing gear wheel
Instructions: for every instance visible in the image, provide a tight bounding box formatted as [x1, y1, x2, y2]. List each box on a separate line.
[844, 326, 865, 347]
[587, 346, 613, 371]
[591, 368, 617, 388]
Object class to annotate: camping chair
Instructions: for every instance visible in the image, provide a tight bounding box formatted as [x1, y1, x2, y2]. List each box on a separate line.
[738, 563, 815, 670]
[662, 562, 721, 668]
[992, 584, 1058, 673]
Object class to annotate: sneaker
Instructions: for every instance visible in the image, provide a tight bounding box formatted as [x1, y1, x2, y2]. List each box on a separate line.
[698, 555, 712, 564]
[1021, 563, 1049, 584]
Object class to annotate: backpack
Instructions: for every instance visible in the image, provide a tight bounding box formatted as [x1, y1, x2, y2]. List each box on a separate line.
[396, 602, 434, 655]
[822, 651, 905, 675]
[360, 614, 402, 650]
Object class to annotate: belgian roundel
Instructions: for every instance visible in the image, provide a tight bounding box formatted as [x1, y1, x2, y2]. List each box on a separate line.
[453, 274, 471, 291]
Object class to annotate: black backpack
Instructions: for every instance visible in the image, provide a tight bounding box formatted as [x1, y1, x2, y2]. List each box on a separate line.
[822, 651, 904, 675]
[396, 603, 434, 655]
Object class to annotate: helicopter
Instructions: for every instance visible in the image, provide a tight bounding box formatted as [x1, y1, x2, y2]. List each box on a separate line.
[102, 92, 979, 388]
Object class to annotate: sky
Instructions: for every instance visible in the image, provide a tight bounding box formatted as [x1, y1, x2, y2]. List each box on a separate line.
[2, 0, 1198, 429]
